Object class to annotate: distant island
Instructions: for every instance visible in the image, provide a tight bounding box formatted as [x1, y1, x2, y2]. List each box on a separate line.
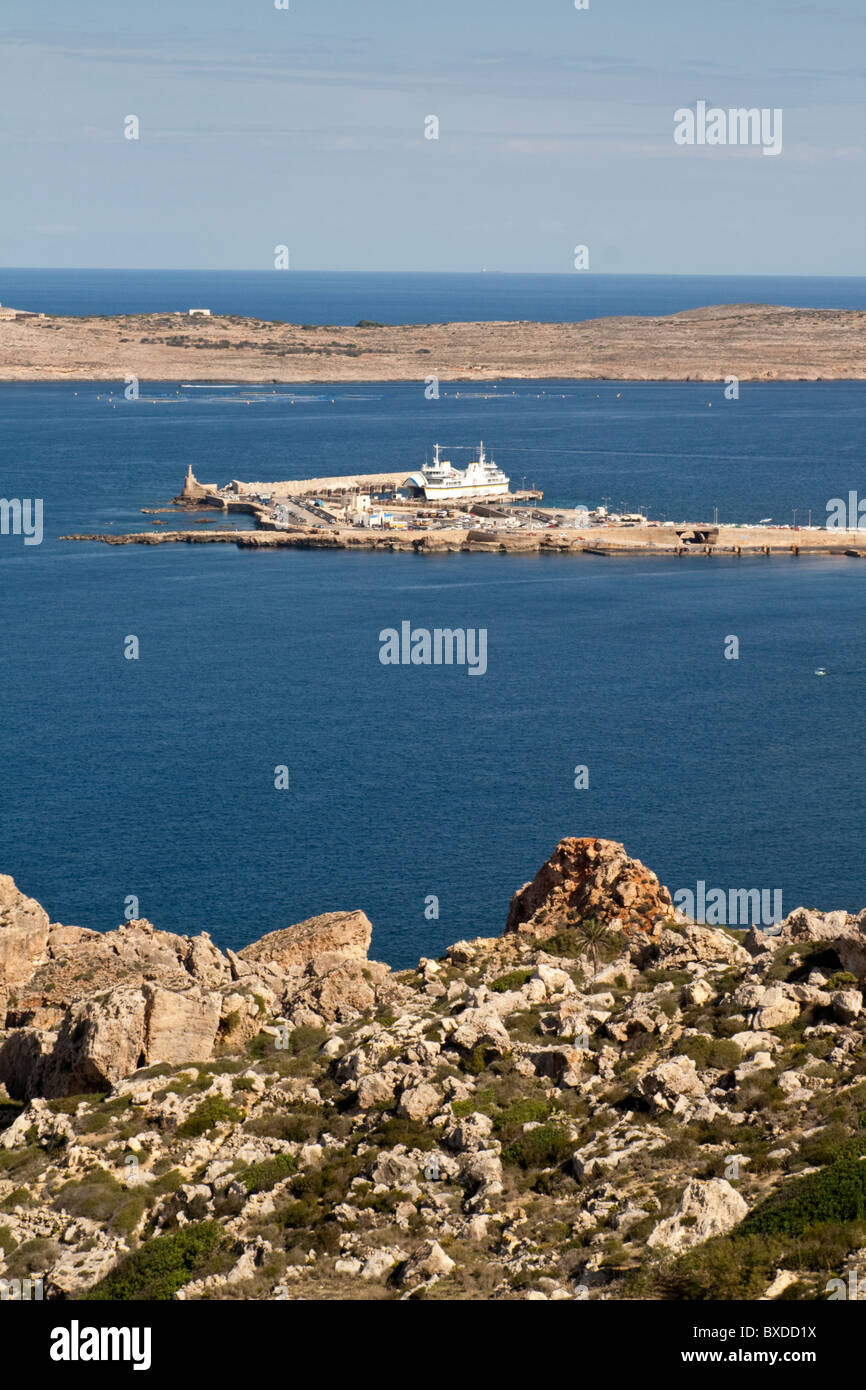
[1, 302, 864, 382]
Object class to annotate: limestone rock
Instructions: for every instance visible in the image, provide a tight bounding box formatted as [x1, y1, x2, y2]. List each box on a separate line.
[646, 1178, 748, 1252]
[0, 875, 50, 989]
[833, 990, 862, 1024]
[451, 1007, 511, 1054]
[39, 988, 149, 1097]
[398, 1239, 455, 1286]
[443, 1113, 494, 1153]
[143, 985, 221, 1066]
[504, 837, 674, 938]
[752, 987, 800, 1030]
[636, 1056, 706, 1114]
[397, 1083, 441, 1122]
[370, 1150, 420, 1189]
[356, 1071, 397, 1110]
[646, 923, 751, 968]
[287, 958, 381, 1024]
[239, 910, 373, 970]
[747, 907, 866, 979]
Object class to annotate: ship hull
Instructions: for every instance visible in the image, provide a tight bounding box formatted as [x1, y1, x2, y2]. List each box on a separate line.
[420, 481, 510, 500]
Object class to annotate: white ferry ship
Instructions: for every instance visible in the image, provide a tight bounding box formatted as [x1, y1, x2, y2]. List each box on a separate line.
[402, 442, 510, 502]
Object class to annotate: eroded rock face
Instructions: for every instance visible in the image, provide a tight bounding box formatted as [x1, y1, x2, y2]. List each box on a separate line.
[4, 983, 225, 1100]
[238, 911, 373, 971]
[745, 907, 866, 980]
[504, 837, 674, 938]
[0, 874, 50, 989]
[0, 874, 377, 1099]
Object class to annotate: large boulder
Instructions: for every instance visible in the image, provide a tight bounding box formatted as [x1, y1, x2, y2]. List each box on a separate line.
[285, 956, 390, 1025]
[647, 1178, 748, 1252]
[143, 984, 222, 1066]
[238, 910, 373, 970]
[39, 988, 148, 1096]
[505, 837, 674, 938]
[636, 1056, 707, 1114]
[398, 1240, 455, 1286]
[10, 916, 221, 1017]
[640, 922, 751, 969]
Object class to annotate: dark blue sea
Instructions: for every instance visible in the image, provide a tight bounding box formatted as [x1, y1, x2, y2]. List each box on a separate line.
[1, 365, 864, 967]
[1, 372, 866, 967]
[2, 268, 866, 324]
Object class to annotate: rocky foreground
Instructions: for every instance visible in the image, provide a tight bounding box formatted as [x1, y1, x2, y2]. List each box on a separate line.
[1, 837, 865, 1302]
[1, 303, 864, 382]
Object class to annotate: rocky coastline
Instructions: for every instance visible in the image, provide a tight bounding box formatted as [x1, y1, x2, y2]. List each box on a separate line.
[1, 837, 865, 1301]
[59, 526, 866, 559]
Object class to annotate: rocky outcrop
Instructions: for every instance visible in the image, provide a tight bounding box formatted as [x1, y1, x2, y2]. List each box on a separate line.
[238, 910, 372, 971]
[745, 906, 866, 981]
[505, 837, 674, 937]
[0, 839, 864, 1305]
[0, 883, 377, 1100]
[0, 874, 50, 991]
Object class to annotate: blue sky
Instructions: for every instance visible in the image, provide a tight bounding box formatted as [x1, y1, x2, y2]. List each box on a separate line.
[1, 0, 863, 272]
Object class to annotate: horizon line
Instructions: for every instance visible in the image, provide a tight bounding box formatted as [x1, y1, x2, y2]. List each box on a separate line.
[2, 267, 865, 280]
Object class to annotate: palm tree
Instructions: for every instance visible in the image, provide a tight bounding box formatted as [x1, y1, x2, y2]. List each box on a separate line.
[571, 917, 616, 975]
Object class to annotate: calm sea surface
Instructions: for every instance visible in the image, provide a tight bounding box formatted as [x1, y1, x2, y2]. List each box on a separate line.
[1, 367, 864, 966]
[2, 269, 866, 324]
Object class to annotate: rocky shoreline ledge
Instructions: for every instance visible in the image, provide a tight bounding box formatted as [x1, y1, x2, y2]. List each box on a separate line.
[60, 527, 866, 558]
[1, 837, 865, 1301]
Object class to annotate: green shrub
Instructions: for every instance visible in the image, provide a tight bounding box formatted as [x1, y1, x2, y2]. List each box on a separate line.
[502, 1123, 572, 1171]
[237, 1154, 299, 1195]
[741, 1155, 866, 1237]
[286, 1025, 328, 1056]
[493, 1098, 551, 1142]
[82, 1221, 228, 1300]
[47, 1093, 106, 1115]
[53, 1168, 147, 1235]
[680, 1036, 742, 1070]
[0, 1187, 33, 1212]
[452, 1086, 497, 1119]
[645, 969, 692, 987]
[489, 970, 533, 994]
[768, 943, 842, 984]
[460, 1044, 494, 1075]
[826, 972, 858, 991]
[176, 1097, 242, 1139]
[662, 1231, 784, 1300]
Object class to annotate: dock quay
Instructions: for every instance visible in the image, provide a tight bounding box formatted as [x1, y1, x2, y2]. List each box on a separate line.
[59, 465, 866, 559]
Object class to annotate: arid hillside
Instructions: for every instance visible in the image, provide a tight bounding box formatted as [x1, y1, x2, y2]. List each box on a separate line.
[0, 303, 863, 382]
